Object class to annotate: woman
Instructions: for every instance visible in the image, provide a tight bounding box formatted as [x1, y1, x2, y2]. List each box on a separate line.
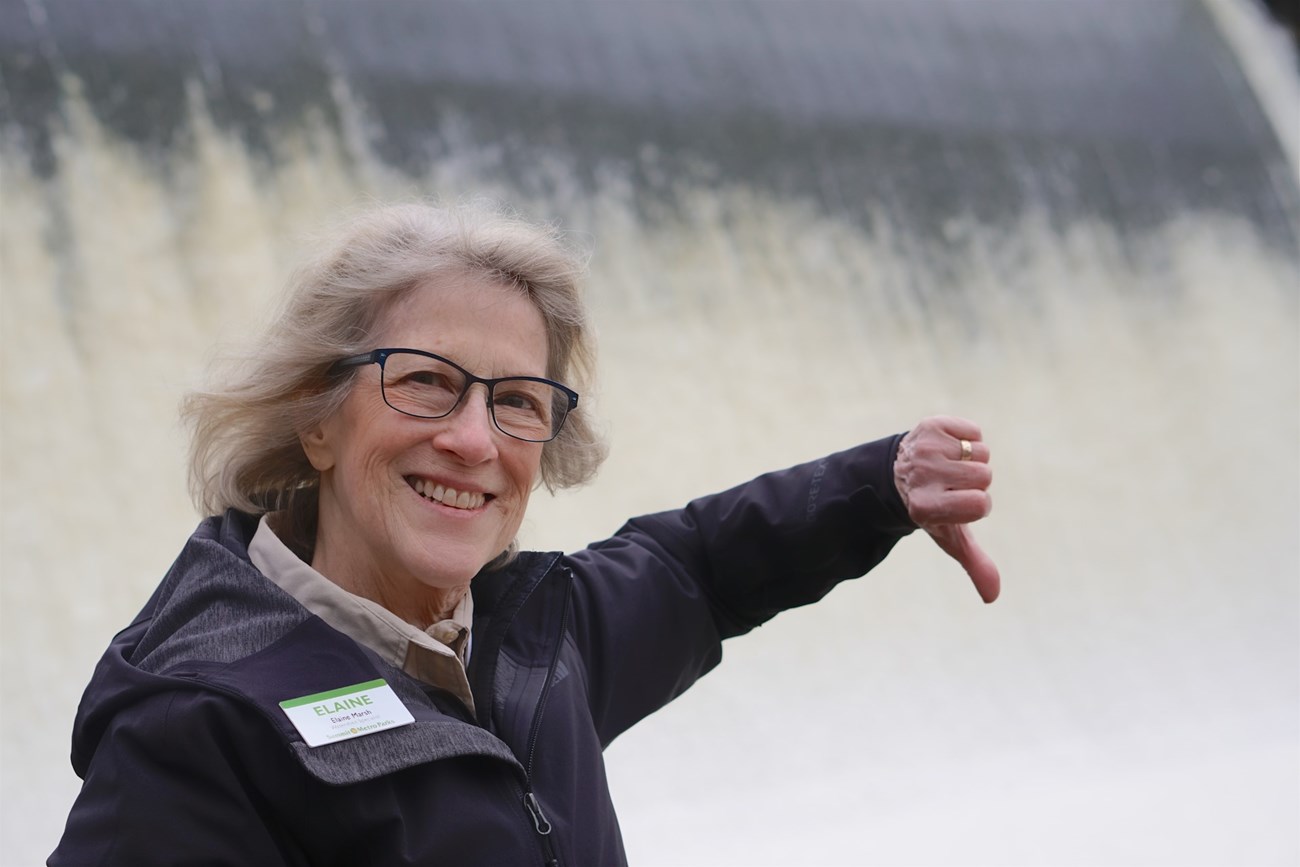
[50, 202, 997, 866]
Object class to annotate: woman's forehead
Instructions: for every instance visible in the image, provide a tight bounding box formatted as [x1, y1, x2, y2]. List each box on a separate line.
[377, 275, 549, 374]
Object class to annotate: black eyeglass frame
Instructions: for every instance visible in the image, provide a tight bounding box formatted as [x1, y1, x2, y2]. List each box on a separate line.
[329, 348, 579, 443]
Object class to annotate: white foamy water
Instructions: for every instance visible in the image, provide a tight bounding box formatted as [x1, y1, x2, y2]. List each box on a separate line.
[3, 57, 1298, 867]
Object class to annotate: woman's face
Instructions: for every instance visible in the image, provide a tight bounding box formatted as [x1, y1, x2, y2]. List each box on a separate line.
[301, 274, 548, 609]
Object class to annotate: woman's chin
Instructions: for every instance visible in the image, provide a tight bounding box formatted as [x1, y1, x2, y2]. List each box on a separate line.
[407, 538, 499, 588]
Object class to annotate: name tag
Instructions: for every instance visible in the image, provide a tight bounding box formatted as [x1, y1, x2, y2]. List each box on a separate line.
[279, 679, 414, 748]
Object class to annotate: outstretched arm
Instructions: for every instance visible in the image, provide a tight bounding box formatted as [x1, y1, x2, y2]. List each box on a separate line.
[567, 434, 916, 743]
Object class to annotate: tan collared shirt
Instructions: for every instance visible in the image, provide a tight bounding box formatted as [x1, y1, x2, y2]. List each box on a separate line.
[249, 515, 476, 715]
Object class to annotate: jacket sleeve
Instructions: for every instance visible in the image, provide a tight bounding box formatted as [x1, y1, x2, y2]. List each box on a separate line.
[565, 434, 916, 745]
[49, 688, 301, 867]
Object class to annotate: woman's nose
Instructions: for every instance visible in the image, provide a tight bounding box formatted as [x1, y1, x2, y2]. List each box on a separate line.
[430, 386, 499, 464]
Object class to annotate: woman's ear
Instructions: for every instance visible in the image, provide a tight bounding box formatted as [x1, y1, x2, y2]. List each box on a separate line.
[300, 424, 337, 472]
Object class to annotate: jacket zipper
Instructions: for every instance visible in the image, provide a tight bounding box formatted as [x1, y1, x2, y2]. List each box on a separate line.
[523, 790, 558, 867]
[518, 565, 574, 867]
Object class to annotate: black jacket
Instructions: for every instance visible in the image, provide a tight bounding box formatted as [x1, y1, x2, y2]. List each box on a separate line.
[51, 435, 914, 866]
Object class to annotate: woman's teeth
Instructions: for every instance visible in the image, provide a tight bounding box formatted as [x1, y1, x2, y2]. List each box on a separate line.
[409, 478, 486, 510]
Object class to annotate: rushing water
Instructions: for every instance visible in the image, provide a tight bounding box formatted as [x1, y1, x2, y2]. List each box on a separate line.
[3, 1, 1298, 864]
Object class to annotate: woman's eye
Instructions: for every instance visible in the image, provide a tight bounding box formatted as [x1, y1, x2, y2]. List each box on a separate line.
[496, 391, 542, 414]
[401, 370, 455, 390]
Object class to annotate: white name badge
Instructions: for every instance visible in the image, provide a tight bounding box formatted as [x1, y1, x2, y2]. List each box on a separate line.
[280, 679, 415, 748]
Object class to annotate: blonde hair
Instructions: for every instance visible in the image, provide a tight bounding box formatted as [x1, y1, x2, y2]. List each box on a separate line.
[183, 201, 607, 548]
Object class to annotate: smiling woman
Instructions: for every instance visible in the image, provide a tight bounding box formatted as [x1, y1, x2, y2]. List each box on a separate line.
[301, 275, 554, 627]
[48, 200, 996, 866]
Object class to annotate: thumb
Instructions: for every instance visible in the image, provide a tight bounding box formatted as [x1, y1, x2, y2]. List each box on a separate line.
[925, 523, 1001, 604]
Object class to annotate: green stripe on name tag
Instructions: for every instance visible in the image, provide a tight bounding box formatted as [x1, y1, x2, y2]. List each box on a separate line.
[279, 679, 388, 709]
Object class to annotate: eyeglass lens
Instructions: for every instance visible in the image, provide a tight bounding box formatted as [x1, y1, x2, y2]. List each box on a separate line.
[380, 352, 566, 441]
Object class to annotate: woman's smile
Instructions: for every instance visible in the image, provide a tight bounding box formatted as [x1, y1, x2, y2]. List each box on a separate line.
[405, 475, 490, 511]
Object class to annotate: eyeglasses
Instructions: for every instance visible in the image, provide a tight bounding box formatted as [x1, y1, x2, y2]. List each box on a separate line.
[330, 348, 578, 443]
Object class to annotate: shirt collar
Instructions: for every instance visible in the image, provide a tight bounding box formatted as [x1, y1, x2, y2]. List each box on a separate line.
[248, 514, 476, 714]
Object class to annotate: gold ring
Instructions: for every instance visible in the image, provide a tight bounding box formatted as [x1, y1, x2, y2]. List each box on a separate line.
[960, 439, 973, 461]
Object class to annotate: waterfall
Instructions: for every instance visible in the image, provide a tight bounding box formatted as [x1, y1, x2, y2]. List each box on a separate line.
[3, 1, 1297, 863]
